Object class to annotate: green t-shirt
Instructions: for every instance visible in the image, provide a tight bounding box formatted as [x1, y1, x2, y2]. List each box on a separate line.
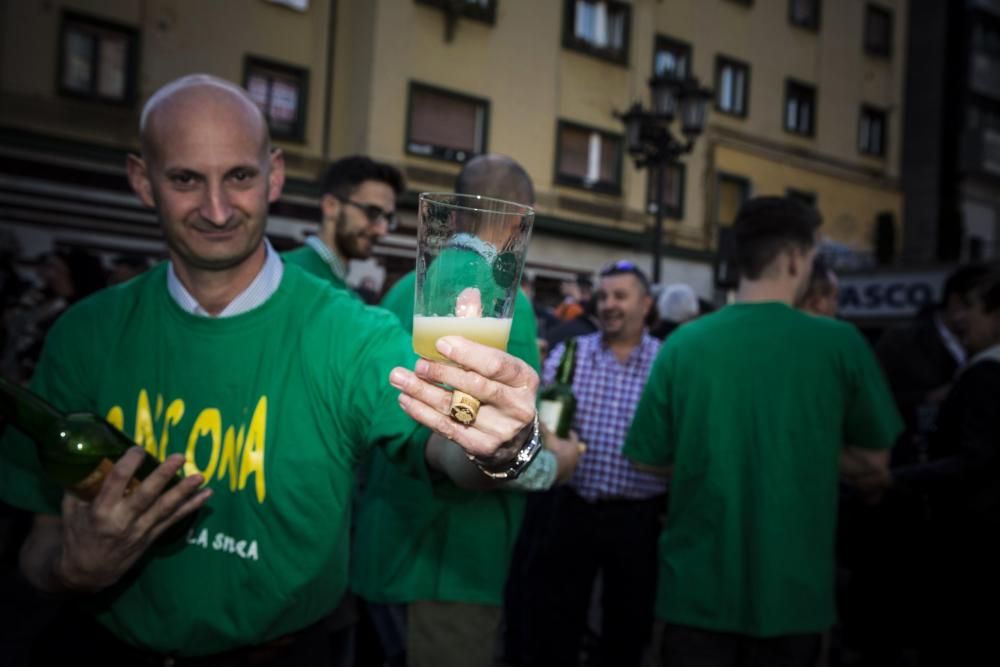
[416, 242, 511, 318]
[623, 302, 902, 637]
[350, 270, 540, 605]
[282, 243, 349, 291]
[0, 264, 429, 656]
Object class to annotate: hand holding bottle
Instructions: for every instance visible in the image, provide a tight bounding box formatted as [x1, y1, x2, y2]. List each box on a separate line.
[540, 423, 586, 485]
[54, 448, 211, 592]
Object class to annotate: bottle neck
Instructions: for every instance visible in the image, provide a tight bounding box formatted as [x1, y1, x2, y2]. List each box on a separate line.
[555, 339, 577, 385]
[0, 377, 64, 442]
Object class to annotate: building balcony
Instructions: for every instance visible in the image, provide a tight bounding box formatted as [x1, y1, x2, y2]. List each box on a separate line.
[960, 127, 1000, 177]
[970, 53, 1000, 100]
[970, 0, 1000, 20]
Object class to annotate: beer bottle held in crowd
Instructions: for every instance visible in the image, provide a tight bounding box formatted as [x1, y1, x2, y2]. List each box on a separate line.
[0, 376, 180, 500]
[538, 337, 578, 438]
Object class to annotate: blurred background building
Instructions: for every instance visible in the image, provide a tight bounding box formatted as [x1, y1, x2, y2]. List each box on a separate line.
[0, 0, 914, 305]
[903, 0, 1000, 265]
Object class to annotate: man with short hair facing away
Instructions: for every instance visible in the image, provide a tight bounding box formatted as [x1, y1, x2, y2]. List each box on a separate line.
[351, 153, 583, 667]
[283, 155, 402, 294]
[624, 197, 902, 667]
[0, 75, 541, 665]
[527, 260, 666, 667]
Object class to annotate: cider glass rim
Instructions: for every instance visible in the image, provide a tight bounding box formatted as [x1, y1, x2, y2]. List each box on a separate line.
[419, 192, 534, 217]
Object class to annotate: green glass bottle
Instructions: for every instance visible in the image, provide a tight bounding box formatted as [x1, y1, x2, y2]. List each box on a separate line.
[537, 337, 578, 438]
[0, 376, 177, 501]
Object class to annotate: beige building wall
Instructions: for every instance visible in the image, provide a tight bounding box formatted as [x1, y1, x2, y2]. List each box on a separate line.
[642, 0, 907, 254]
[714, 144, 902, 248]
[361, 0, 906, 257]
[0, 0, 909, 278]
[0, 0, 332, 177]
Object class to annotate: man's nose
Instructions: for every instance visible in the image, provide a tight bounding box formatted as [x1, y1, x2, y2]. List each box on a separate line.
[200, 184, 233, 226]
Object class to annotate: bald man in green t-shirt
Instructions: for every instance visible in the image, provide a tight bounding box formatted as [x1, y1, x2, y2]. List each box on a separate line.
[353, 154, 582, 667]
[0, 75, 542, 665]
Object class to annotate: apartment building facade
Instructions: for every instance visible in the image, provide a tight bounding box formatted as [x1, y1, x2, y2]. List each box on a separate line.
[0, 0, 907, 299]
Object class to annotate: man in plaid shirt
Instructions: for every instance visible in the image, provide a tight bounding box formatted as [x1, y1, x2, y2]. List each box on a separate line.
[527, 261, 666, 667]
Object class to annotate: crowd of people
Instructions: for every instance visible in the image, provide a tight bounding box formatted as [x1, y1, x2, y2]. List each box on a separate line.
[0, 72, 997, 667]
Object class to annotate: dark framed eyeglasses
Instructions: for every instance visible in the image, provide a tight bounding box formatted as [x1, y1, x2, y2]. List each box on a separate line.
[337, 197, 399, 231]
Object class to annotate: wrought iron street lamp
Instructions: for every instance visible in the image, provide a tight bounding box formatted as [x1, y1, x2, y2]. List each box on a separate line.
[617, 74, 712, 283]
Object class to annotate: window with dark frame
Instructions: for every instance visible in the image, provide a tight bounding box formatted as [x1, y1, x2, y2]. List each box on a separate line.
[715, 56, 750, 117]
[784, 79, 816, 137]
[717, 173, 752, 225]
[245, 57, 309, 142]
[563, 0, 631, 65]
[858, 105, 887, 156]
[414, 0, 497, 24]
[864, 4, 893, 57]
[58, 11, 138, 104]
[406, 83, 489, 163]
[786, 188, 817, 208]
[653, 35, 691, 81]
[555, 121, 622, 193]
[789, 0, 821, 31]
[647, 163, 685, 219]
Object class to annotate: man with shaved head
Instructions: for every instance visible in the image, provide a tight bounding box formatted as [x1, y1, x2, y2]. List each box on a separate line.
[0, 75, 541, 664]
[351, 153, 580, 667]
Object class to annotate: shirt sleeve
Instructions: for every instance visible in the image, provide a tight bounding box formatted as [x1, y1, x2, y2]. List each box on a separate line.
[842, 327, 904, 451]
[622, 340, 675, 467]
[331, 298, 431, 482]
[510, 290, 541, 373]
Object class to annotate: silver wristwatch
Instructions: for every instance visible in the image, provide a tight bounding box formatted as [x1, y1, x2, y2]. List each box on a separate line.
[470, 413, 543, 480]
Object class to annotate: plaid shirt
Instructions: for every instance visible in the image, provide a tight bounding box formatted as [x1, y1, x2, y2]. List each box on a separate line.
[543, 331, 666, 501]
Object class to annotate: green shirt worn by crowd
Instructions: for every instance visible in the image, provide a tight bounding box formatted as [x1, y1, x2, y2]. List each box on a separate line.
[282, 241, 349, 291]
[0, 263, 429, 656]
[351, 269, 540, 606]
[623, 302, 902, 637]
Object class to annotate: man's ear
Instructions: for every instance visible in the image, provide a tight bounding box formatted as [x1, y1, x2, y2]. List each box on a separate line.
[641, 293, 654, 318]
[320, 193, 341, 224]
[267, 148, 286, 203]
[126, 154, 155, 208]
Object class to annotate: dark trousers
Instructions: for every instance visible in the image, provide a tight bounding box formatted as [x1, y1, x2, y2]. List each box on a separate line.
[660, 623, 822, 667]
[526, 487, 664, 667]
[503, 489, 557, 664]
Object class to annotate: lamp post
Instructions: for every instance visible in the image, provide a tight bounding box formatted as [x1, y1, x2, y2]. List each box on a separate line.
[617, 75, 711, 283]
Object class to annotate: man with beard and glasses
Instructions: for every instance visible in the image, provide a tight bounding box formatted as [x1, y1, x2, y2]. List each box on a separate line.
[0, 75, 541, 666]
[526, 260, 666, 667]
[283, 155, 402, 297]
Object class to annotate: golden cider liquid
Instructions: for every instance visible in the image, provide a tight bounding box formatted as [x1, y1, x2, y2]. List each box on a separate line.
[412, 316, 513, 362]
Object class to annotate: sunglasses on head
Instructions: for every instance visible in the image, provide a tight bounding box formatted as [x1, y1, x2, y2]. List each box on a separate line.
[600, 260, 641, 276]
[599, 260, 650, 290]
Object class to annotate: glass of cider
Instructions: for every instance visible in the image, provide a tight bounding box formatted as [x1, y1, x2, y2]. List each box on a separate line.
[412, 192, 535, 362]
